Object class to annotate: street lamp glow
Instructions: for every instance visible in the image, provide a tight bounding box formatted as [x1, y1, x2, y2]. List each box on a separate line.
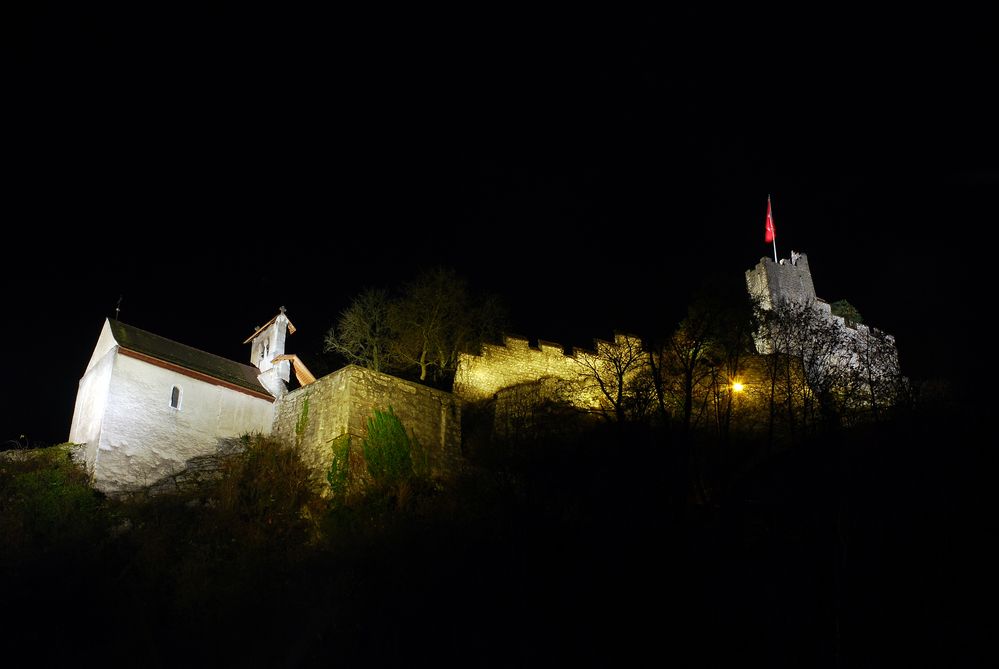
[731, 381, 745, 393]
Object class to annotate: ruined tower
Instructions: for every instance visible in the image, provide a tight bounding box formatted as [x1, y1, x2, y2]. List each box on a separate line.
[745, 251, 901, 402]
[745, 250, 816, 310]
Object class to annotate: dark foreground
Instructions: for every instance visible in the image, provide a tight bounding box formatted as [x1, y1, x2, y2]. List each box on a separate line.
[2, 405, 988, 668]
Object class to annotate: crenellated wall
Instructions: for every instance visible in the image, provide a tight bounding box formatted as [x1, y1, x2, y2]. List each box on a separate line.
[455, 335, 582, 402]
[745, 251, 817, 310]
[272, 365, 462, 494]
[454, 333, 646, 411]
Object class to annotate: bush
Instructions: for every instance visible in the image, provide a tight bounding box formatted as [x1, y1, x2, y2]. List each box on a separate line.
[362, 407, 415, 487]
[0, 444, 106, 562]
[212, 435, 321, 546]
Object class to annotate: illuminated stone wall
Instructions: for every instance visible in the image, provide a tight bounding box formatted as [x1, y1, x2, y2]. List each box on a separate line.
[746, 251, 901, 402]
[272, 365, 462, 494]
[745, 252, 818, 310]
[455, 335, 581, 402]
[454, 333, 646, 411]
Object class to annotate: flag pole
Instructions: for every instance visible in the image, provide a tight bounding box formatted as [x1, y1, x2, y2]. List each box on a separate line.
[770, 194, 778, 263]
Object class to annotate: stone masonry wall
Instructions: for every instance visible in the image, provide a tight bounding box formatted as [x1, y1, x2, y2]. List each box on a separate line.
[454, 335, 583, 402]
[745, 252, 901, 397]
[745, 253, 817, 310]
[272, 366, 352, 489]
[272, 365, 462, 495]
[454, 333, 646, 413]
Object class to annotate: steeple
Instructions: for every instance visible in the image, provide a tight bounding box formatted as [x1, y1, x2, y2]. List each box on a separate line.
[243, 307, 296, 397]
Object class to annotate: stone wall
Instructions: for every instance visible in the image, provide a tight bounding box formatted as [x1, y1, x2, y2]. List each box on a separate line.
[454, 335, 582, 403]
[454, 333, 645, 408]
[272, 365, 462, 495]
[745, 252, 817, 310]
[272, 366, 352, 487]
[745, 251, 902, 411]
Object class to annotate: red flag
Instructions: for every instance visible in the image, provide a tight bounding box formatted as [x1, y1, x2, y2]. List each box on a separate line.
[764, 196, 776, 243]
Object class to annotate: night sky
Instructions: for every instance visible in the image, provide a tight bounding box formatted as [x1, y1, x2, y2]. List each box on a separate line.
[7, 8, 996, 445]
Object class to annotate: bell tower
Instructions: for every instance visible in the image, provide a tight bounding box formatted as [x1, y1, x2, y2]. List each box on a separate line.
[243, 307, 296, 397]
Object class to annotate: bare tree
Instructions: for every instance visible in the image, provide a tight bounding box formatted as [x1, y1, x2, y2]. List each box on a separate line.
[573, 334, 650, 423]
[324, 288, 393, 372]
[756, 299, 850, 443]
[644, 339, 672, 426]
[785, 300, 847, 433]
[663, 308, 716, 434]
[389, 267, 505, 385]
[846, 325, 906, 423]
[704, 292, 756, 442]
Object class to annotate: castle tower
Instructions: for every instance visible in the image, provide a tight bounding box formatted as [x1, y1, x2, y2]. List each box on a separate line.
[745, 250, 816, 310]
[243, 307, 296, 397]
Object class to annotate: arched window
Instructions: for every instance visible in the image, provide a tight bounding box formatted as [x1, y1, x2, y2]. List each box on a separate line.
[170, 385, 182, 410]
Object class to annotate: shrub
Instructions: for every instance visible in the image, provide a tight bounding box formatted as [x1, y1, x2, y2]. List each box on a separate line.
[0, 444, 106, 562]
[362, 407, 415, 487]
[212, 435, 320, 545]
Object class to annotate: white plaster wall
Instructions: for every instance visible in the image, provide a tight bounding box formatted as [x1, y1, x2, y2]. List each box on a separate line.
[68, 344, 115, 474]
[93, 354, 274, 492]
[83, 319, 118, 374]
[251, 332, 273, 371]
[250, 316, 291, 386]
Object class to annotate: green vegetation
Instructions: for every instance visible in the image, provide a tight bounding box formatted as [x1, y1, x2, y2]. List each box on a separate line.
[326, 434, 351, 500]
[0, 443, 107, 563]
[361, 407, 415, 487]
[213, 436, 320, 545]
[1, 432, 515, 665]
[831, 299, 863, 325]
[295, 396, 310, 442]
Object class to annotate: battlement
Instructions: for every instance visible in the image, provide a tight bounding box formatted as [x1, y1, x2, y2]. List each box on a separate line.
[745, 251, 817, 310]
[454, 332, 644, 403]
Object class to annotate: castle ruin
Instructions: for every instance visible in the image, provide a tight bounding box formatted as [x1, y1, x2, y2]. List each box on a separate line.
[70, 251, 900, 495]
[745, 251, 902, 415]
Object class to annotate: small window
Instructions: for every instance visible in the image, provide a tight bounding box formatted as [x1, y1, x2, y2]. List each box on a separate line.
[170, 386, 182, 410]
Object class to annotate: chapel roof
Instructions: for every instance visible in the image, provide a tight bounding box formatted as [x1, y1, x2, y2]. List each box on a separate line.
[109, 320, 270, 398]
